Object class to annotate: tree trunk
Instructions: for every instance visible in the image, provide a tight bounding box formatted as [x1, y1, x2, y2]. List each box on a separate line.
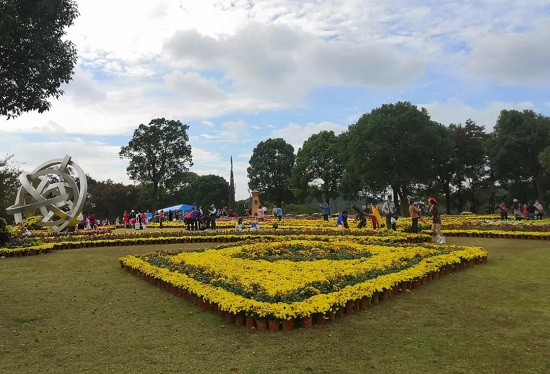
[152, 182, 159, 213]
[443, 181, 452, 214]
[456, 186, 464, 213]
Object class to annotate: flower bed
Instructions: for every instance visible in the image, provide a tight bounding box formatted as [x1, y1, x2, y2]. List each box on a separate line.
[119, 238, 487, 331]
[424, 229, 550, 240]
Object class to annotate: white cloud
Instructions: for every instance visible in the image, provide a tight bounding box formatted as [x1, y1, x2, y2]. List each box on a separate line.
[421, 98, 536, 131]
[272, 121, 347, 152]
[468, 19, 550, 84]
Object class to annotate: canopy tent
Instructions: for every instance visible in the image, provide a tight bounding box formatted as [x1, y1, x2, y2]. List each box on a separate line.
[158, 204, 196, 213]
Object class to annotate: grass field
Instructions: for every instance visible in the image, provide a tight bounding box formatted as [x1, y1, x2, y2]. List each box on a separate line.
[1, 237, 549, 374]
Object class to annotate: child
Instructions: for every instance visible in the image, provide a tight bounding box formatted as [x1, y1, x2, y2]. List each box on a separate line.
[235, 217, 243, 231]
[250, 220, 260, 231]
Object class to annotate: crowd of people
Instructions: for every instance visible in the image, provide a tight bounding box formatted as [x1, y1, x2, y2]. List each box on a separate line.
[499, 199, 544, 220]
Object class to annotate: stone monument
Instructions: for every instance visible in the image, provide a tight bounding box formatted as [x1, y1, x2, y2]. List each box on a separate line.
[6, 155, 87, 231]
[251, 190, 260, 217]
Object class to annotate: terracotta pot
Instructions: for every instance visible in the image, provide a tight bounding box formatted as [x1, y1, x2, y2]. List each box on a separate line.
[235, 314, 245, 327]
[301, 316, 313, 329]
[336, 307, 345, 318]
[314, 313, 327, 325]
[282, 319, 295, 331]
[345, 301, 355, 314]
[268, 319, 279, 332]
[326, 311, 336, 321]
[371, 293, 380, 305]
[225, 312, 235, 325]
[360, 296, 370, 310]
[353, 300, 361, 313]
[412, 280, 421, 289]
[245, 316, 256, 329]
[256, 318, 268, 330]
[380, 290, 389, 302]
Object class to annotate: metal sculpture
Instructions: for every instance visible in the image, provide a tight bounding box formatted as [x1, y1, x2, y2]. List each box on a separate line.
[6, 155, 87, 231]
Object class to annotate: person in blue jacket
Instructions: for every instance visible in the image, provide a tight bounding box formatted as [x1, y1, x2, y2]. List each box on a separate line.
[320, 201, 330, 221]
[337, 210, 349, 230]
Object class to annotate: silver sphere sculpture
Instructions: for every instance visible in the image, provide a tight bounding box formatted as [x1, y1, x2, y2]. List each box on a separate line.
[6, 155, 87, 231]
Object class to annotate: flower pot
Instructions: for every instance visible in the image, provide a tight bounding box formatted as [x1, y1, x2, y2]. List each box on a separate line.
[235, 314, 245, 327]
[336, 307, 345, 318]
[345, 301, 355, 314]
[353, 300, 361, 313]
[380, 290, 389, 302]
[314, 313, 327, 325]
[301, 316, 313, 329]
[371, 293, 380, 305]
[360, 296, 370, 310]
[245, 316, 256, 329]
[268, 319, 280, 332]
[282, 319, 295, 331]
[256, 318, 268, 331]
[225, 312, 235, 325]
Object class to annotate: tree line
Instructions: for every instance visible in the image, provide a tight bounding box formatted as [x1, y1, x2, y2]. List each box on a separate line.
[247, 102, 550, 215]
[1, 102, 550, 222]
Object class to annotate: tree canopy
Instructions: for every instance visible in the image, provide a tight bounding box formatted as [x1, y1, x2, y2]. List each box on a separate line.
[488, 110, 550, 202]
[189, 174, 229, 208]
[344, 101, 451, 213]
[0, 0, 79, 118]
[291, 131, 343, 204]
[119, 118, 193, 213]
[0, 154, 21, 220]
[247, 138, 295, 206]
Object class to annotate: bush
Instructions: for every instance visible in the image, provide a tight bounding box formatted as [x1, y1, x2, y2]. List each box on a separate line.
[21, 215, 44, 229]
[0, 217, 14, 246]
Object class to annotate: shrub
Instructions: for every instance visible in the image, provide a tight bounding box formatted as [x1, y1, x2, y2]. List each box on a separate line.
[0, 217, 14, 246]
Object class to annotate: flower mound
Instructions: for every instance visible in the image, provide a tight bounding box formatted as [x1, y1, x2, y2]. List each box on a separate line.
[119, 237, 487, 330]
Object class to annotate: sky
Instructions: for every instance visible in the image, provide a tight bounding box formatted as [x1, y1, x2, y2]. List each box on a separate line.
[1, 0, 550, 201]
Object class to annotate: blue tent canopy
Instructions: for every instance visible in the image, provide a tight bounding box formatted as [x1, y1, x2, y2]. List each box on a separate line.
[158, 204, 196, 213]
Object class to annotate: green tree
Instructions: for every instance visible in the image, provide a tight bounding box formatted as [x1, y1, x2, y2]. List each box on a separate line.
[488, 110, 550, 203]
[164, 171, 200, 206]
[432, 119, 489, 213]
[189, 174, 229, 208]
[344, 102, 450, 214]
[119, 118, 193, 213]
[0, 0, 79, 118]
[0, 154, 21, 221]
[291, 131, 344, 204]
[539, 146, 550, 173]
[84, 177, 142, 222]
[247, 138, 295, 206]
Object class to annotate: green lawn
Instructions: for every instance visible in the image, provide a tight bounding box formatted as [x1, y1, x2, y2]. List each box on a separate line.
[1, 237, 549, 374]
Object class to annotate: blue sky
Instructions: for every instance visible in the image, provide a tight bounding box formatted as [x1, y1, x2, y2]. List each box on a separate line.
[1, 0, 549, 201]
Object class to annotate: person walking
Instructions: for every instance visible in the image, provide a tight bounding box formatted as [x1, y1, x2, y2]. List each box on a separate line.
[209, 204, 217, 230]
[159, 210, 165, 228]
[276, 206, 283, 221]
[320, 201, 330, 221]
[382, 195, 397, 230]
[534, 200, 544, 219]
[428, 197, 445, 244]
[408, 200, 422, 234]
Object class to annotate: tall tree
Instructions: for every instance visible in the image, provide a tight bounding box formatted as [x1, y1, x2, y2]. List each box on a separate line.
[291, 130, 344, 204]
[434, 119, 489, 213]
[0, 154, 21, 220]
[488, 110, 550, 203]
[0, 0, 79, 118]
[345, 102, 451, 214]
[119, 118, 193, 213]
[247, 138, 295, 206]
[538, 146, 550, 173]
